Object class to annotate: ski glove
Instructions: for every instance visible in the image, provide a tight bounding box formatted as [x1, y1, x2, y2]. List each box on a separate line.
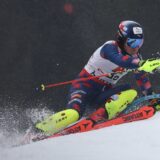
[149, 97, 160, 111]
[138, 58, 160, 73]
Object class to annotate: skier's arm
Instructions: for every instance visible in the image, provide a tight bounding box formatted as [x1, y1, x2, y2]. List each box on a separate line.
[134, 70, 153, 96]
[134, 70, 160, 109]
[101, 43, 140, 69]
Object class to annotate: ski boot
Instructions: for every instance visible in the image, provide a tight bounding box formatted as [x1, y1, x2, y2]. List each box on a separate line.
[149, 98, 160, 111]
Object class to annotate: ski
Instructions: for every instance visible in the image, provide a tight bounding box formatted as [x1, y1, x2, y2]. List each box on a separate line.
[35, 105, 155, 140]
[26, 94, 160, 144]
[20, 105, 155, 145]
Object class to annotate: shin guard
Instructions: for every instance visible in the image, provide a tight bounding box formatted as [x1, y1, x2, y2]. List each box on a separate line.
[36, 109, 79, 135]
[105, 89, 137, 119]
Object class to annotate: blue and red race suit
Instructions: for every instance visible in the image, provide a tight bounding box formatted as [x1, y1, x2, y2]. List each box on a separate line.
[67, 40, 153, 116]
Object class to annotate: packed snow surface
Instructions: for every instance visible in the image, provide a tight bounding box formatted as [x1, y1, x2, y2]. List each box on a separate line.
[1, 112, 160, 160]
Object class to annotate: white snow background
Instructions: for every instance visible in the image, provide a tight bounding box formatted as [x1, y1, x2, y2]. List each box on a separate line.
[1, 112, 160, 160]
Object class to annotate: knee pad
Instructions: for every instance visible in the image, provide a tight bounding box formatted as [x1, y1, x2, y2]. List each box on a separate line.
[36, 109, 80, 135]
[105, 89, 137, 119]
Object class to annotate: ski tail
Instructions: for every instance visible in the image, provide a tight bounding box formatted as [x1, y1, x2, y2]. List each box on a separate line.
[49, 106, 155, 138]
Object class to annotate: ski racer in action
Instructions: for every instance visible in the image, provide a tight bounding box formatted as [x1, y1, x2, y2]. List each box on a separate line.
[36, 20, 160, 135]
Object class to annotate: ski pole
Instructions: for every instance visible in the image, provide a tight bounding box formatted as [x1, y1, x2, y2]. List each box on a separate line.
[38, 68, 141, 91]
[39, 72, 114, 91]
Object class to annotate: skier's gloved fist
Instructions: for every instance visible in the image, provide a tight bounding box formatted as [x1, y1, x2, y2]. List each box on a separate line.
[146, 89, 160, 111]
[149, 98, 160, 111]
[138, 58, 160, 73]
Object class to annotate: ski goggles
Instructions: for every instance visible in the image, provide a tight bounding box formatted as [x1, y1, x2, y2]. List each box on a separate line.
[126, 38, 144, 49]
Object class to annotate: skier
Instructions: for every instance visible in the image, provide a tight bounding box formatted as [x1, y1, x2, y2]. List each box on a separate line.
[36, 20, 160, 135]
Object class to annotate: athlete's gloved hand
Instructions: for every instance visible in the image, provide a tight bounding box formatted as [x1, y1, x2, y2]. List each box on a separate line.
[138, 58, 160, 73]
[149, 98, 160, 111]
[142, 88, 160, 111]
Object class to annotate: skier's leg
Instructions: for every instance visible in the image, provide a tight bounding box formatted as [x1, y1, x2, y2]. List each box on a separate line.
[89, 85, 137, 121]
[36, 79, 96, 134]
[94, 84, 132, 106]
[35, 88, 87, 135]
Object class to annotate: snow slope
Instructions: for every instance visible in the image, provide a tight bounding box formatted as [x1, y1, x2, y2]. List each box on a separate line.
[1, 112, 160, 160]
